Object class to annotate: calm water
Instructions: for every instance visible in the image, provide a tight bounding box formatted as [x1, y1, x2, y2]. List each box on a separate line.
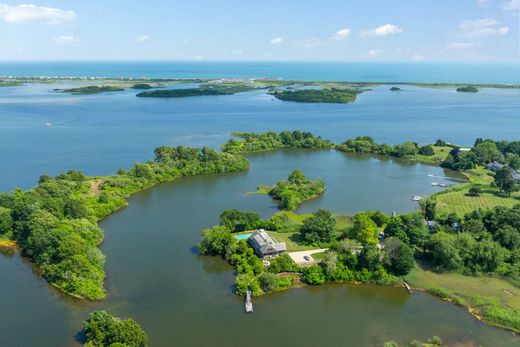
[1, 82, 520, 191]
[1, 64, 520, 346]
[0, 151, 518, 347]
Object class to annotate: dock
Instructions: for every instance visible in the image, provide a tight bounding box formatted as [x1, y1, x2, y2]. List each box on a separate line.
[403, 282, 413, 294]
[245, 290, 253, 313]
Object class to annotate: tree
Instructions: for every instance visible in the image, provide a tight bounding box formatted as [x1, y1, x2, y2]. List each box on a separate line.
[383, 237, 415, 276]
[219, 209, 261, 232]
[494, 167, 515, 196]
[197, 226, 233, 256]
[351, 213, 379, 244]
[422, 199, 437, 221]
[0, 207, 13, 234]
[467, 185, 482, 196]
[304, 265, 325, 284]
[427, 232, 462, 271]
[320, 251, 338, 278]
[83, 310, 148, 347]
[392, 141, 418, 157]
[300, 209, 336, 243]
[357, 244, 381, 271]
[287, 169, 306, 184]
[435, 139, 447, 147]
[418, 145, 435, 156]
[258, 272, 278, 292]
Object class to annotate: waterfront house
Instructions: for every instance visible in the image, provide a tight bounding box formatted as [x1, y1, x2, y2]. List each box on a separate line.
[426, 220, 438, 232]
[487, 162, 504, 172]
[249, 229, 287, 258]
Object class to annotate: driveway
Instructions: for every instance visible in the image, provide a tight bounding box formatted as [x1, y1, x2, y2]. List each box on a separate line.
[288, 249, 328, 265]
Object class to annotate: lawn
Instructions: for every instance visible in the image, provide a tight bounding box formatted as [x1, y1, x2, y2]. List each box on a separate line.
[434, 183, 520, 216]
[405, 265, 520, 332]
[462, 167, 495, 184]
[403, 145, 452, 166]
[267, 231, 317, 252]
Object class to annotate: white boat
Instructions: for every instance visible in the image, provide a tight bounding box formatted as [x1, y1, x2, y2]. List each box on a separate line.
[411, 195, 422, 201]
[45, 122, 51, 127]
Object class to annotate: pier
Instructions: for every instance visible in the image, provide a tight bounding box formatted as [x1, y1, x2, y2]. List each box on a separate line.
[245, 290, 253, 313]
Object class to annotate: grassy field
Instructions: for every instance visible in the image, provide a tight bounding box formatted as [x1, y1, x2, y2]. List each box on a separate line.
[401, 145, 452, 166]
[462, 167, 495, 184]
[434, 183, 520, 216]
[405, 265, 520, 332]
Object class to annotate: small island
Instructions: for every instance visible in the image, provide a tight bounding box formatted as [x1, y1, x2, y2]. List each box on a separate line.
[390, 86, 401, 91]
[456, 86, 479, 93]
[254, 170, 325, 210]
[131, 83, 153, 89]
[270, 88, 363, 103]
[59, 85, 125, 94]
[82, 310, 148, 347]
[136, 88, 228, 98]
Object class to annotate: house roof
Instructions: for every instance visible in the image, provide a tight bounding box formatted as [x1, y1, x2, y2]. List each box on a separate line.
[249, 230, 287, 255]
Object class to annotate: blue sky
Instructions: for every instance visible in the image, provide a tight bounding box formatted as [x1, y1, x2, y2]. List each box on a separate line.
[0, 0, 518, 61]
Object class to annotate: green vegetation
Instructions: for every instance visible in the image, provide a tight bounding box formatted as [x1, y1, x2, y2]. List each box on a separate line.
[259, 170, 325, 210]
[383, 336, 442, 347]
[221, 130, 334, 154]
[389, 86, 401, 91]
[270, 88, 363, 103]
[82, 310, 148, 347]
[0, 80, 23, 87]
[131, 83, 153, 89]
[0, 146, 248, 300]
[136, 88, 228, 98]
[456, 86, 479, 93]
[198, 208, 412, 297]
[336, 136, 452, 165]
[60, 86, 125, 94]
[406, 266, 520, 333]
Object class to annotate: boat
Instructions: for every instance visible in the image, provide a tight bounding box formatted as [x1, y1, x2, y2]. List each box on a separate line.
[45, 122, 51, 127]
[411, 195, 422, 201]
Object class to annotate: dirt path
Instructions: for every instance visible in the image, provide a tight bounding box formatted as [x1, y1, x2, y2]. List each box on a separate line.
[89, 179, 102, 195]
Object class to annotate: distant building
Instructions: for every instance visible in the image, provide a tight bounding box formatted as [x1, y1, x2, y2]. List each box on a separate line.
[513, 171, 520, 184]
[426, 220, 438, 232]
[487, 161, 505, 172]
[249, 229, 287, 258]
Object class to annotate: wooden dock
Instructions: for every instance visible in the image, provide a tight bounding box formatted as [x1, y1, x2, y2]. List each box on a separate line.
[403, 282, 413, 294]
[245, 290, 253, 313]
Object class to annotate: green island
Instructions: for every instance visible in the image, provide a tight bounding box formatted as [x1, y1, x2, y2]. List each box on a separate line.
[58, 85, 125, 94]
[136, 88, 228, 97]
[221, 130, 334, 154]
[197, 131, 520, 333]
[0, 146, 248, 300]
[390, 86, 401, 91]
[82, 310, 148, 347]
[270, 88, 364, 103]
[130, 83, 153, 89]
[252, 170, 325, 210]
[456, 86, 479, 93]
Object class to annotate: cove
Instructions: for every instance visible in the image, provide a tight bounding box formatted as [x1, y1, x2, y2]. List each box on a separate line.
[0, 150, 518, 346]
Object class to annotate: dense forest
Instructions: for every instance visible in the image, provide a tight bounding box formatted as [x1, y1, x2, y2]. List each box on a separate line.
[0, 146, 248, 299]
[221, 130, 334, 154]
[271, 88, 363, 103]
[82, 310, 148, 347]
[59, 86, 125, 94]
[265, 170, 325, 210]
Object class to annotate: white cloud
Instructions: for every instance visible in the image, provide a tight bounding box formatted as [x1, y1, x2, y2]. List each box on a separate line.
[363, 24, 403, 37]
[0, 4, 76, 24]
[448, 42, 479, 49]
[458, 18, 509, 37]
[53, 35, 79, 45]
[331, 28, 351, 40]
[411, 54, 426, 61]
[368, 49, 383, 57]
[503, 0, 520, 11]
[269, 37, 283, 45]
[137, 35, 152, 43]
